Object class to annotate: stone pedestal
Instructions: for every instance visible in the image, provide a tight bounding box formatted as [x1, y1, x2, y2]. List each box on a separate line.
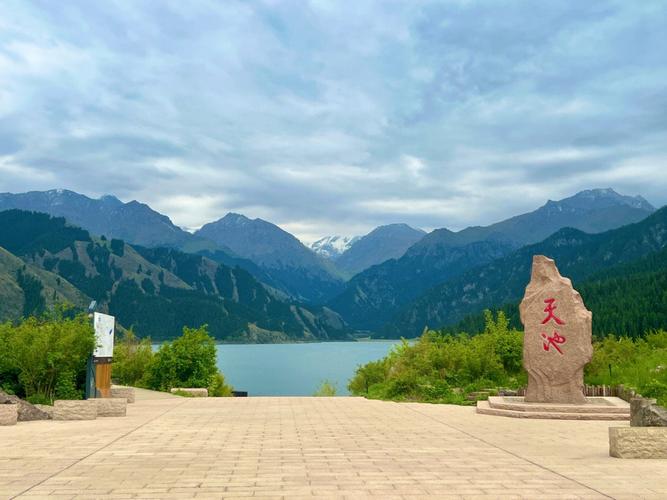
[53, 400, 98, 420]
[111, 385, 135, 403]
[520, 255, 592, 404]
[0, 404, 18, 426]
[609, 427, 667, 458]
[95, 398, 127, 417]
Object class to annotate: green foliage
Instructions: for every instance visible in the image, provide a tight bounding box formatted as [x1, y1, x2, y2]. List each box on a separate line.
[112, 329, 155, 388]
[0, 313, 95, 403]
[585, 330, 667, 406]
[313, 379, 338, 396]
[349, 312, 525, 403]
[149, 325, 220, 391]
[208, 372, 233, 397]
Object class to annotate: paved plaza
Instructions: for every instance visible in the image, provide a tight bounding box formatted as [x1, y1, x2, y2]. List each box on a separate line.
[1, 391, 666, 499]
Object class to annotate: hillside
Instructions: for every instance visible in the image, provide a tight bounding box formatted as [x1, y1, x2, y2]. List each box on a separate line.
[0, 210, 350, 342]
[385, 206, 667, 338]
[329, 188, 655, 331]
[196, 213, 344, 303]
[443, 246, 667, 339]
[0, 246, 88, 320]
[334, 224, 425, 278]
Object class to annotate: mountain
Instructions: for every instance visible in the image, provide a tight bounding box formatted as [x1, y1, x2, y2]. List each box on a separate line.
[0, 210, 350, 342]
[0, 245, 87, 320]
[310, 235, 360, 260]
[0, 189, 216, 250]
[334, 224, 426, 277]
[444, 245, 667, 339]
[328, 188, 655, 332]
[196, 213, 344, 303]
[385, 205, 667, 338]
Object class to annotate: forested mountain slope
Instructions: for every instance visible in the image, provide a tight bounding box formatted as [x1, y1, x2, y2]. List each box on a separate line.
[385, 206, 667, 338]
[0, 210, 349, 342]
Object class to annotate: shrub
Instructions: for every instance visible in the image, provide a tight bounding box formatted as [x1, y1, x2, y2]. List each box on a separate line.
[348, 311, 526, 403]
[112, 329, 154, 388]
[149, 325, 223, 392]
[208, 372, 233, 397]
[0, 313, 95, 403]
[313, 380, 337, 396]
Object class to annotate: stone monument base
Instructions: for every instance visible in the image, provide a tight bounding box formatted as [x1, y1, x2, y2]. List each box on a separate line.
[477, 396, 630, 420]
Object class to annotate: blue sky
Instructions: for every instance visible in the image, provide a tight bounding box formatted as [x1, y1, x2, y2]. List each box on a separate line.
[0, 0, 666, 242]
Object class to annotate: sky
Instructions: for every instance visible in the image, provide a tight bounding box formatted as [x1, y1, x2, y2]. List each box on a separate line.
[0, 1, 666, 243]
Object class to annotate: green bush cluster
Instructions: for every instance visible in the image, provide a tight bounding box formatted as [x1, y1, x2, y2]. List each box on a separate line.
[0, 310, 95, 403]
[113, 325, 233, 397]
[349, 311, 525, 403]
[586, 330, 667, 406]
[350, 311, 667, 406]
[313, 379, 337, 396]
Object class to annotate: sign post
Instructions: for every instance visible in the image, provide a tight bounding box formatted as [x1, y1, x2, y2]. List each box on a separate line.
[93, 312, 115, 398]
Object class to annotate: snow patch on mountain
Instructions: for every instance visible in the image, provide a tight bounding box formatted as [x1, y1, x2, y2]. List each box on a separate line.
[310, 235, 360, 260]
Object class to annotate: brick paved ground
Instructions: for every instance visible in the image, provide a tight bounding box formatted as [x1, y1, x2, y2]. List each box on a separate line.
[1, 393, 665, 499]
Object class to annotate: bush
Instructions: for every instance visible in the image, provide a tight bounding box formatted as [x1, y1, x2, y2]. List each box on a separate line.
[208, 372, 233, 397]
[349, 311, 525, 402]
[351, 312, 667, 407]
[0, 313, 95, 403]
[585, 330, 667, 406]
[313, 380, 337, 396]
[149, 325, 232, 394]
[112, 329, 154, 388]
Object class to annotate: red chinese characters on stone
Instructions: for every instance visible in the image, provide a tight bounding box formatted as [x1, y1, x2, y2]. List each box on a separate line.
[542, 331, 566, 354]
[541, 298, 566, 355]
[541, 298, 565, 325]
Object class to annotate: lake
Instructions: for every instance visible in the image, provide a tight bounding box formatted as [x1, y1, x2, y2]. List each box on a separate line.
[154, 341, 400, 396]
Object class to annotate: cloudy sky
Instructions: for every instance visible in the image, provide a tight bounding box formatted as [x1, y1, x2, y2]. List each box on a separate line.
[1, 1, 666, 242]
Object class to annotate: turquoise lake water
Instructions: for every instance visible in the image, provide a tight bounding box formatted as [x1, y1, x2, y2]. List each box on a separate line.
[153, 341, 400, 396]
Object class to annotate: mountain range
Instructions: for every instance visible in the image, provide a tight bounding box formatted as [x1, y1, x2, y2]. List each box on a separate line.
[0, 187, 662, 341]
[328, 189, 656, 331]
[0, 210, 349, 342]
[386, 205, 667, 337]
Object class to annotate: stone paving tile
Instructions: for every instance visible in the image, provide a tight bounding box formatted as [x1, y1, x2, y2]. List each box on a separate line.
[1, 396, 666, 498]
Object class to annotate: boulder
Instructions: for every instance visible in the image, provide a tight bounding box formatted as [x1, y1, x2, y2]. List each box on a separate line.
[520, 255, 592, 404]
[0, 403, 18, 426]
[110, 385, 135, 403]
[609, 427, 667, 458]
[630, 398, 667, 427]
[0, 389, 51, 421]
[95, 398, 127, 417]
[171, 388, 208, 397]
[53, 400, 98, 420]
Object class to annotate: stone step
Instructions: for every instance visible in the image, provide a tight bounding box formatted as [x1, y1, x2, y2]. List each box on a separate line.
[477, 400, 630, 421]
[486, 396, 630, 414]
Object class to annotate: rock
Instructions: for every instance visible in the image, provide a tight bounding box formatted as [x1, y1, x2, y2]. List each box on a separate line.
[0, 389, 51, 421]
[0, 403, 18, 426]
[170, 388, 208, 397]
[609, 426, 667, 458]
[53, 400, 98, 420]
[520, 255, 593, 404]
[111, 385, 135, 403]
[631, 398, 667, 427]
[95, 398, 127, 417]
[34, 404, 55, 419]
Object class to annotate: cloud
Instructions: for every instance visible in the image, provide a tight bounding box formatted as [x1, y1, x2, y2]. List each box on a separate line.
[0, 0, 666, 242]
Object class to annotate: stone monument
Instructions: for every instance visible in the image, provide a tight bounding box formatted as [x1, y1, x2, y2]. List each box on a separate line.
[477, 255, 630, 419]
[520, 255, 592, 404]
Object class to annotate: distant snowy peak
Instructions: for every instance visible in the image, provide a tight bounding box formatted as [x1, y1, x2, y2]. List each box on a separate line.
[310, 235, 361, 260]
